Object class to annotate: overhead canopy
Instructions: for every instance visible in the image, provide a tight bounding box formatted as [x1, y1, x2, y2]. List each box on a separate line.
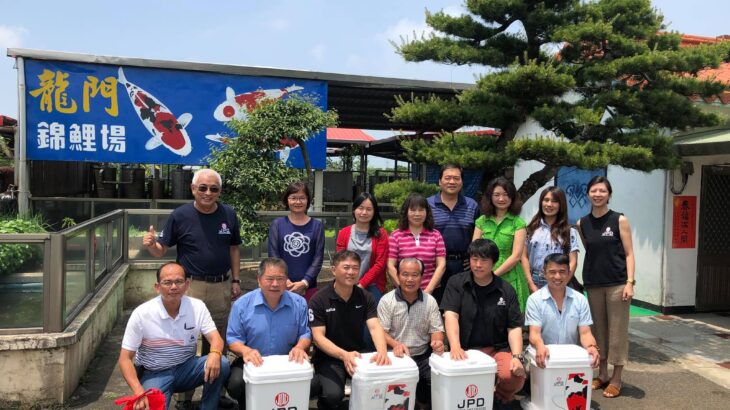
[675, 127, 730, 156]
[7, 48, 473, 131]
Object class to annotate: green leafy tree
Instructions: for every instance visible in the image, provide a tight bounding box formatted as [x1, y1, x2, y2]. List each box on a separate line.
[209, 97, 337, 246]
[391, 0, 730, 200]
[374, 179, 439, 210]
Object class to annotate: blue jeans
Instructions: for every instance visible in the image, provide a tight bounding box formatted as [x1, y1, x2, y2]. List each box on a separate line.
[139, 355, 230, 410]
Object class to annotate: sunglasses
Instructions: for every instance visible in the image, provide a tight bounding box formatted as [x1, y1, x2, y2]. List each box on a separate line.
[196, 185, 220, 193]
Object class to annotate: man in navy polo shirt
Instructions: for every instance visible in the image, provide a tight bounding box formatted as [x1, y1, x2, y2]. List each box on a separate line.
[225, 257, 311, 409]
[118, 262, 230, 410]
[427, 164, 480, 303]
[309, 250, 391, 410]
[143, 168, 241, 408]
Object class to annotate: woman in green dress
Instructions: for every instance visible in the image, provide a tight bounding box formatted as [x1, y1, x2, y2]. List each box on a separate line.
[472, 177, 530, 312]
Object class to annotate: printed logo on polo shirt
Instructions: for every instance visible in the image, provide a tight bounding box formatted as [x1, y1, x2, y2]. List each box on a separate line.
[497, 297, 506, 306]
[355, 305, 363, 309]
[601, 227, 614, 237]
[184, 322, 194, 330]
[159, 230, 164, 238]
[218, 223, 231, 235]
[326, 307, 336, 313]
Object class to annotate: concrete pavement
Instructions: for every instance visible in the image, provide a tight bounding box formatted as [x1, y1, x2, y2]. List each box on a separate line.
[7, 311, 726, 409]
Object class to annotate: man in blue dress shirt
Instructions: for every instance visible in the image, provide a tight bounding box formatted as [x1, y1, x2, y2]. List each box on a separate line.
[225, 257, 311, 409]
[525, 253, 599, 369]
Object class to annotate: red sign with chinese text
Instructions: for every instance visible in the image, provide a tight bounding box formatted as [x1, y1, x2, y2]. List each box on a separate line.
[672, 196, 696, 248]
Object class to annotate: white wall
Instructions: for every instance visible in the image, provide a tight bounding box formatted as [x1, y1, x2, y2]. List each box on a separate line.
[512, 117, 667, 306]
[607, 167, 666, 306]
[661, 154, 728, 307]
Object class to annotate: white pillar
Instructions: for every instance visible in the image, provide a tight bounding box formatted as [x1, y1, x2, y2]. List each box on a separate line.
[16, 57, 30, 217]
[313, 169, 324, 212]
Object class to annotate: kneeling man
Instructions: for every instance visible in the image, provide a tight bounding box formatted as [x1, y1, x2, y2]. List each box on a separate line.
[378, 257, 445, 409]
[441, 239, 526, 408]
[309, 250, 391, 410]
[225, 257, 311, 409]
[525, 253, 599, 369]
[118, 262, 230, 410]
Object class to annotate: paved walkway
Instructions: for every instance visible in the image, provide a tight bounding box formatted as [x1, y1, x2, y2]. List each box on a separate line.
[57, 312, 730, 410]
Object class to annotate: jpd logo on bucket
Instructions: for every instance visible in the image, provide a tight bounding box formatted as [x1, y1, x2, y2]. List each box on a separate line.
[273, 392, 297, 410]
[457, 384, 486, 409]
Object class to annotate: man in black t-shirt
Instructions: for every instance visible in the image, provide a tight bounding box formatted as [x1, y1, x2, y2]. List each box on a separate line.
[441, 239, 525, 409]
[308, 250, 391, 410]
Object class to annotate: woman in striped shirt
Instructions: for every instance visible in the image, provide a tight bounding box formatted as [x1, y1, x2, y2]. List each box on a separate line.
[387, 193, 446, 293]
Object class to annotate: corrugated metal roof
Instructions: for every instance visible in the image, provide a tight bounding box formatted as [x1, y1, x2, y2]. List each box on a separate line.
[326, 128, 375, 144]
[675, 128, 730, 156]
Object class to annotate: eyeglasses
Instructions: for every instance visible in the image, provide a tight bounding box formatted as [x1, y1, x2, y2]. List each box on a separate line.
[196, 185, 220, 193]
[261, 276, 287, 283]
[288, 196, 307, 203]
[159, 279, 186, 287]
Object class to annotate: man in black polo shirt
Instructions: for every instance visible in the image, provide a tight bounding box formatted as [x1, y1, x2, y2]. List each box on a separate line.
[441, 239, 525, 409]
[309, 250, 391, 410]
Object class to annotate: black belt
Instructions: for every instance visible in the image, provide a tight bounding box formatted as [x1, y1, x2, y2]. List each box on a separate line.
[446, 253, 468, 261]
[188, 273, 230, 283]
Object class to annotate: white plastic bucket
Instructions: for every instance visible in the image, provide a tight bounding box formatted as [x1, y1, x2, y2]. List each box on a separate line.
[349, 352, 419, 410]
[243, 354, 313, 410]
[522, 344, 593, 410]
[429, 349, 497, 410]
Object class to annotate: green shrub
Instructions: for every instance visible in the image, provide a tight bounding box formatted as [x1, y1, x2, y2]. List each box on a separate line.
[383, 219, 398, 234]
[374, 179, 439, 210]
[0, 217, 47, 276]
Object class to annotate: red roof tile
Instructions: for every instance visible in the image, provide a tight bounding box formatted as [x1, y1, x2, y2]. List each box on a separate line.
[679, 34, 730, 105]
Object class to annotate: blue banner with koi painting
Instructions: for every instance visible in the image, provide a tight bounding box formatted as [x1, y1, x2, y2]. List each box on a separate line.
[23, 59, 328, 168]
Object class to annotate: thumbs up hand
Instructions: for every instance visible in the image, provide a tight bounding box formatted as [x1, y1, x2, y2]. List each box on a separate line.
[143, 225, 157, 247]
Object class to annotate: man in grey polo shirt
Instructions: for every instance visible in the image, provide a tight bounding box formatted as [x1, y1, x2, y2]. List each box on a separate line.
[378, 257, 445, 409]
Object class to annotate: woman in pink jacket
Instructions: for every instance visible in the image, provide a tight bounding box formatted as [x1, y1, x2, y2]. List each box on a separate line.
[336, 192, 389, 302]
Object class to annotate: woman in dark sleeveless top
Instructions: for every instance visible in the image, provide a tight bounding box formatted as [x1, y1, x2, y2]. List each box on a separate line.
[577, 176, 636, 399]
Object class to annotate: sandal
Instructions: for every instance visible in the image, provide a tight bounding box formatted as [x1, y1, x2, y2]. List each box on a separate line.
[591, 377, 608, 390]
[603, 383, 622, 398]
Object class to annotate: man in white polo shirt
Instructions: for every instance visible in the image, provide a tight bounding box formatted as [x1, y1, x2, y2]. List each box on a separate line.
[118, 262, 230, 410]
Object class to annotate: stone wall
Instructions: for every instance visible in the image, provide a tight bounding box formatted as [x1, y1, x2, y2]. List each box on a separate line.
[0, 264, 127, 403]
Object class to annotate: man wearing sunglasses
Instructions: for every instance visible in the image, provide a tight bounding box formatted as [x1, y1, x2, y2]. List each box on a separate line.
[143, 168, 241, 408]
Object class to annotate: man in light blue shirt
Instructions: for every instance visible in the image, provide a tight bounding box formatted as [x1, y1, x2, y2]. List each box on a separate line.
[525, 253, 599, 368]
[225, 257, 311, 409]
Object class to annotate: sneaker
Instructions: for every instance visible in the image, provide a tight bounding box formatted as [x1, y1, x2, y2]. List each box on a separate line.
[344, 379, 352, 396]
[217, 394, 236, 409]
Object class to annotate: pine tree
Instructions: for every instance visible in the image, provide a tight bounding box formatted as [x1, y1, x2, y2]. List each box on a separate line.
[391, 0, 730, 199]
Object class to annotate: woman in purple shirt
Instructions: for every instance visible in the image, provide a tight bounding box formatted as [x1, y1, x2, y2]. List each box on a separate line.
[268, 181, 324, 301]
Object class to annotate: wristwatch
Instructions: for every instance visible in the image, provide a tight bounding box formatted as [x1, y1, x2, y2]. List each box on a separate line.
[231, 279, 241, 284]
[512, 353, 524, 362]
[626, 279, 636, 285]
